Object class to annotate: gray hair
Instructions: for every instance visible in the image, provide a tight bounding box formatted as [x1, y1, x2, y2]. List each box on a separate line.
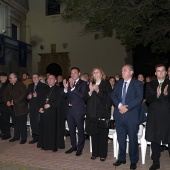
[124, 64, 134, 72]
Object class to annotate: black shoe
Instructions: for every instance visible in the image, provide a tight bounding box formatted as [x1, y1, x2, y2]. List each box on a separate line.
[9, 138, 20, 142]
[1, 136, 11, 140]
[65, 147, 77, 154]
[0, 133, 4, 137]
[29, 140, 38, 144]
[75, 150, 82, 156]
[85, 134, 89, 140]
[113, 160, 126, 166]
[160, 145, 168, 152]
[149, 164, 160, 170]
[130, 163, 137, 169]
[100, 158, 106, 161]
[20, 140, 27, 144]
[53, 149, 58, 152]
[91, 156, 96, 160]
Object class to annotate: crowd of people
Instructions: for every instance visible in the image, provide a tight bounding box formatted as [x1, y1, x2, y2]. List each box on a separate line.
[0, 64, 170, 170]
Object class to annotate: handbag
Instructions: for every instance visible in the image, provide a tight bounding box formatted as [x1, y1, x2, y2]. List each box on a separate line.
[97, 118, 110, 129]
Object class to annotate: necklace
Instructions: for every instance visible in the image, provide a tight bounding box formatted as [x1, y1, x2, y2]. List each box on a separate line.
[46, 86, 55, 103]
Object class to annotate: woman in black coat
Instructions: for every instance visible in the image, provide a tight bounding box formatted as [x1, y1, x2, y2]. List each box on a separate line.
[85, 68, 112, 161]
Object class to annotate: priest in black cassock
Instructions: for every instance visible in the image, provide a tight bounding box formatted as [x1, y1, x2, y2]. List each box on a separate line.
[37, 74, 64, 152]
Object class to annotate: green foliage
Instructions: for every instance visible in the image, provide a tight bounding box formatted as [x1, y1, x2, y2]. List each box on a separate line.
[60, 0, 170, 53]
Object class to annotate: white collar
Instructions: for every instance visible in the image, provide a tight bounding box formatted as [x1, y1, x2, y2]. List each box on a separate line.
[124, 78, 131, 84]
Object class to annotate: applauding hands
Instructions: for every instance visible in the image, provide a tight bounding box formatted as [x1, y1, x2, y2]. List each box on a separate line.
[89, 82, 99, 95]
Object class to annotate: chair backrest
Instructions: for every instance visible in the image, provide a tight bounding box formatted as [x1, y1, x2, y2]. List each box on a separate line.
[137, 124, 144, 140]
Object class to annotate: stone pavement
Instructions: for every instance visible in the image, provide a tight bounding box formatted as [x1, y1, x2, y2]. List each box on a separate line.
[0, 130, 170, 170]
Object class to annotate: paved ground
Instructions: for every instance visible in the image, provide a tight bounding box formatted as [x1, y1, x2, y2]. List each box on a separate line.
[0, 129, 170, 170]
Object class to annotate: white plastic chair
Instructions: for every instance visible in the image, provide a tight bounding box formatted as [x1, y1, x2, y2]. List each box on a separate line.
[114, 125, 147, 164]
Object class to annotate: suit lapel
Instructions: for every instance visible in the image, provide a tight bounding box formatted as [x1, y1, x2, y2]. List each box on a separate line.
[75, 79, 81, 88]
[119, 80, 124, 100]
[154, 80, 159, 90]
[162, 78, 168, 89]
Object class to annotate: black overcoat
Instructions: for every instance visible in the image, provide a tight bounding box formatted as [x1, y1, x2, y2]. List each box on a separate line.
[3, 80, 28, 116]
[85, 80, 112, 135]
[145, 78, 170, 144]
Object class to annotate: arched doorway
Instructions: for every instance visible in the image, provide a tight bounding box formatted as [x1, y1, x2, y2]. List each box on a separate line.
[46, 63, 62, 76]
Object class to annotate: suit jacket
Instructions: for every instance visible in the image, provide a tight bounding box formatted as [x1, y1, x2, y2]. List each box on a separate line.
[145, 78, 170, 143]
[65, 79, 87, 114]
[112, 78, 146, 124]
[27, 81, 47, 112]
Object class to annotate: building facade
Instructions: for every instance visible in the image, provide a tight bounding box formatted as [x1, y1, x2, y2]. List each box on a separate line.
[0, 0, 32, 76]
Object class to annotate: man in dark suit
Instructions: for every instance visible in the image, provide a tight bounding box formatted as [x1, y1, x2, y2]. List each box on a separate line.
[0, 72, 11, 140]
[168, 66, 170, 80]
[145, 64, 170, 170]
[63, 67, 87, 156]
[27, 73, 47, 144]
[4, 72, 28, 144]
[112, 64, 146, 170]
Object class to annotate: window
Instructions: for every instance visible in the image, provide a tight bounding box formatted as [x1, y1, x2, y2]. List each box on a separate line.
[46, 0, 60, 16]
[12, 24, 17, 40]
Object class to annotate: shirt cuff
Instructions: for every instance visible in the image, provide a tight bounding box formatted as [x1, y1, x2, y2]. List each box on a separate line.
[71, 87, 75, 91]
[64, 89, 68, 93]
[88, 91, 92, 96]
[118, 103, 122, 109]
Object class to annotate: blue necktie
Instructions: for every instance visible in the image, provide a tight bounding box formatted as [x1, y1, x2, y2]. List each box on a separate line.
[122, 82, 127, 105]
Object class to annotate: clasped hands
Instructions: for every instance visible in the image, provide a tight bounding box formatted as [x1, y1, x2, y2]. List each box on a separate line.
[119, 105, 128, 114]
[157, 85, 168, 98]
[6, 100, 14, 106]
[89, 82, 99, 94]
[27, 92, 37, 99]
[39, 104, 50, 113]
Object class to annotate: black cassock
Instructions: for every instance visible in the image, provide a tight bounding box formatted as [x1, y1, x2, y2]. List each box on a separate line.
[37, 85, 65, 151]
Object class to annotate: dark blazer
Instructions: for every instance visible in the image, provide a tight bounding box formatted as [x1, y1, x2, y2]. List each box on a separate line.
[65, 79, 87, 114]
[112, 78, 146, 124]
[3, 80, 28, 116]
[0, 80, 9, 111]
[27, 81, 47, 112]
[145, 78, 170, 144]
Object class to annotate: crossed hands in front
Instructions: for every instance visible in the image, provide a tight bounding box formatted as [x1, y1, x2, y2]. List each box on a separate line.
[119, 105, 128, 114]
[6, 100, 14, 106]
